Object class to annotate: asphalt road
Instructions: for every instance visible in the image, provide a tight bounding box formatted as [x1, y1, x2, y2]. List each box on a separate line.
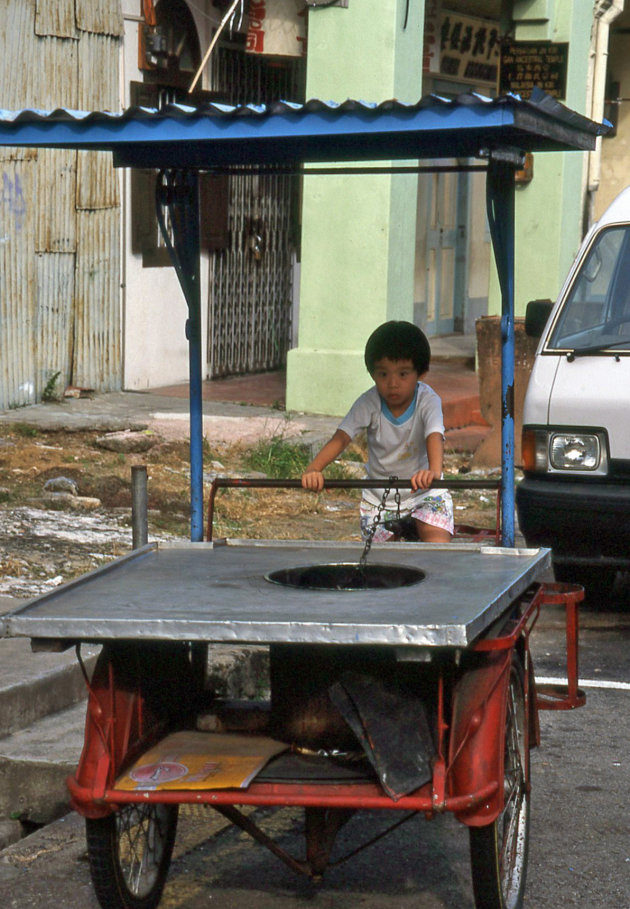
[1, 577, 629, 908]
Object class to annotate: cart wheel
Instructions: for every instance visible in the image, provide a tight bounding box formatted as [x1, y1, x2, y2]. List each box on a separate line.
[469, 658, 529, 909]
[86, 804, 178, 909]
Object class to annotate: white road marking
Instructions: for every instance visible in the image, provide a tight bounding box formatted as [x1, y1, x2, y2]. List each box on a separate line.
[537, 676, 630, 692]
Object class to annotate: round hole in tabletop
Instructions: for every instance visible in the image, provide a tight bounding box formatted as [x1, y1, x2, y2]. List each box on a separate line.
[265, 562, 426, 591]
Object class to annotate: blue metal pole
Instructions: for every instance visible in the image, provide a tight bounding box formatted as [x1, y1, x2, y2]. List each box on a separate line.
[155, 170, 204, 542]
[184, 172, 204, 542]
[486, 159, 515, 547]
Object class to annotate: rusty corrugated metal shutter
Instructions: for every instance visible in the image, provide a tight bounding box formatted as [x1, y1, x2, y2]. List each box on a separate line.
[72, 21, 121, 392]
[0, 157, 36, 407]
[75, 0, 124, 37]
[35, 150, 77, 253]
[76, 150, 120, 211]
[77, 32, 121, 108]
[37, 35, 79, 108]
[35, 1, 77, 39]
[35, 252, 75, 395]
[3, 2, 39, 108]
[73, 209, 120, 391]
[0, 1, 122, 408]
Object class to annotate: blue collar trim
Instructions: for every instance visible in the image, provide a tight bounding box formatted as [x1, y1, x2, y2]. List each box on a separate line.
[381, 385, 418, 425]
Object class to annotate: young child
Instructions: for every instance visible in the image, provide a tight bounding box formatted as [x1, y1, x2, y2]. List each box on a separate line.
[301, 320, 454, 543]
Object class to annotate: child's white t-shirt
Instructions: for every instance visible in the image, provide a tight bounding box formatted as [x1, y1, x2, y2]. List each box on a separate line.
[338, 382, 445, 509]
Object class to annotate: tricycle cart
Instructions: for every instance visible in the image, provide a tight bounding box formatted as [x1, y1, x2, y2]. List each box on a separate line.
[2, 534, 584, 909]
[0, 90, 604, 908]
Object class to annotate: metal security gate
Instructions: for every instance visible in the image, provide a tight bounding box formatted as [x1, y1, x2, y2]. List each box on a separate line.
[208, 46, 303, 377]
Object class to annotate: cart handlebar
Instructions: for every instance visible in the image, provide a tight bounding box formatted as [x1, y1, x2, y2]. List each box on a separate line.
[206, 476, 501, 542]
[209, 477, 501, 490]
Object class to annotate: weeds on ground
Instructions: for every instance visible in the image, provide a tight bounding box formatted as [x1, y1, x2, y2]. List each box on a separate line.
[242, 435, 309, 478]
[10, 423, 38, 438]
[207, 434, 364, 540]
[241, 434, 359, 481]
[41, 371, 62, 403]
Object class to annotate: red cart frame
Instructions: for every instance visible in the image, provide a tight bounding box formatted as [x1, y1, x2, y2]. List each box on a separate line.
[65, 567, 584, 906]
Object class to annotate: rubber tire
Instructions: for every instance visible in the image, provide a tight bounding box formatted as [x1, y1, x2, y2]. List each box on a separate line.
[469, 658, 529, 909]
[86, 804, 178, 909]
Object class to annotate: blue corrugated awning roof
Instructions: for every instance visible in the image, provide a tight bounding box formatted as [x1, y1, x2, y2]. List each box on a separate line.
[0, 89, 608, 169]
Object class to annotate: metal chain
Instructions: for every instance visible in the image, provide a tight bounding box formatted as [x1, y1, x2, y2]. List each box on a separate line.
[394, 484, 401, 521]
[359, 477, 398, 570]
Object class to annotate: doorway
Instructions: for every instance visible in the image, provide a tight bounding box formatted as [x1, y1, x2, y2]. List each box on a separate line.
[415, 79, 490, 338]
[420, 166, 469, 336]
[208, 44, 305, 377]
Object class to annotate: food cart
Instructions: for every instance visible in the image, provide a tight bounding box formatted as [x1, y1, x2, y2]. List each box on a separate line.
[0, 89, 604, 908]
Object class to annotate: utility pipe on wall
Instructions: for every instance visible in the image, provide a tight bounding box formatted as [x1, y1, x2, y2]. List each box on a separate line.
[586, 0, 624, 227]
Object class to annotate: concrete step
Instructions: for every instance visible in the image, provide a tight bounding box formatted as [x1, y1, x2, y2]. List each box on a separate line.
[428, 363, 485, 435]
[0, 701, 86, 828]
[0, 598, 98, 738]
[0, 636, 98, 738]
[0, 600, 99, 843]
[444, 424, 491, 453]
[442, 397, 487, 432]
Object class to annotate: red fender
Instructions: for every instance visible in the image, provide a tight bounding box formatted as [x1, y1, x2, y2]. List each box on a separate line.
[447, 650, 513, 826]
[68, 643, 197, 818]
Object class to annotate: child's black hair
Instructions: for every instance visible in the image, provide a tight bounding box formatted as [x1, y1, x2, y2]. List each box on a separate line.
[364, 320, 431, 375]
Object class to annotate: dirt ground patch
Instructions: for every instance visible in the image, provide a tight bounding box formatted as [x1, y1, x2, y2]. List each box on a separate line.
[0, 423, 501, 597]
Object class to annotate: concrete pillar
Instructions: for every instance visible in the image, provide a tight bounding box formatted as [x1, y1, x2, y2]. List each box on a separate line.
[285, 0, 425, 416]
[489, 0, 594, 316]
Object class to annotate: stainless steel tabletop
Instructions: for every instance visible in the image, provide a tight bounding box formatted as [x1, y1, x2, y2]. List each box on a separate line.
[0, 540, 551, 648]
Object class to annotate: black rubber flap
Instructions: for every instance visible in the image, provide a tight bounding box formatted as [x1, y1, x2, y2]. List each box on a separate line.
[329, 671, 435, 800]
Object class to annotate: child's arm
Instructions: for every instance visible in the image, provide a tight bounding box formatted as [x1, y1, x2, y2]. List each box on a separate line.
[410, 432, 444, 491]
[301, 429, 351, 492]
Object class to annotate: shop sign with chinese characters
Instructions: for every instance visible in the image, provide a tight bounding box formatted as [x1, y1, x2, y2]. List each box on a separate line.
[499, 42, 569, 100]
[425, 8, 500, 88]
[246, 0, 306, 57]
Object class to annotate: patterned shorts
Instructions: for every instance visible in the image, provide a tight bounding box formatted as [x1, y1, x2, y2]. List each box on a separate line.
[359, 491, 454, 542]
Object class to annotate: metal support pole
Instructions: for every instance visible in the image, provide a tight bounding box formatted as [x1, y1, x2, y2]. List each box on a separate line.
[156, 170, 205, 542]
[184, 174, 204, 543]
[486, 158, 516, 547]
[131, 465, 148, 549]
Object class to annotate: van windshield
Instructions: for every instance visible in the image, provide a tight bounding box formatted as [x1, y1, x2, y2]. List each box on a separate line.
[547, 225, 630, 353]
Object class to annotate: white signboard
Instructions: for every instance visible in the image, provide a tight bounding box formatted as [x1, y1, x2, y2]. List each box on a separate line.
[424, 6, 500, 88]
[246, 0, 307, 58]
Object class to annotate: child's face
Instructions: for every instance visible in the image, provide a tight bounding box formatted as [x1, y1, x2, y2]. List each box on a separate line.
[372, 357, 421, 415]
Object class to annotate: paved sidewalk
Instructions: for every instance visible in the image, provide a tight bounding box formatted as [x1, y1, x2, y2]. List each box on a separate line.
[0, 336, 487, 451]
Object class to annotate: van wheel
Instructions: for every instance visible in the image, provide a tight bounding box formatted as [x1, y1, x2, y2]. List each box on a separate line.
[553, 564, 616, 600]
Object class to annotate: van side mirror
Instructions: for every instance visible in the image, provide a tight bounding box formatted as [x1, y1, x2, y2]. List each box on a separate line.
[525, 299, 553, 338]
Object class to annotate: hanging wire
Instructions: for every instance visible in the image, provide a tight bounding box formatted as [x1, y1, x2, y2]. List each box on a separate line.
[155, 170, 186, 290]
[403, 0, 410, 29]
[188, 0, 243, 94]
[229, 0, 245, 37]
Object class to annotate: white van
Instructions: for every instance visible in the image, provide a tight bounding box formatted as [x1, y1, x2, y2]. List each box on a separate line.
[516, 187, 630, 595]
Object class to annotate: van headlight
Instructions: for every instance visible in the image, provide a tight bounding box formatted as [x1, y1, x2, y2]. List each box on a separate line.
[550, 433, 600, 470]
[522, 428, 608, 474]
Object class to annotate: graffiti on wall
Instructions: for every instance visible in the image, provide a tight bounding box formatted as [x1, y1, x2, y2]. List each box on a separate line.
[1, 170, 26, 236]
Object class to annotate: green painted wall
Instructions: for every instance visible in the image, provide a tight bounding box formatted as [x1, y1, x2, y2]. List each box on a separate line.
[489, 0, 592, 315]
[286, 0, 425, 416]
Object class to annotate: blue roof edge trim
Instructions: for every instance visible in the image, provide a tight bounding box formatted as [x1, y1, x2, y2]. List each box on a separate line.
[0, 91, 610, 138]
